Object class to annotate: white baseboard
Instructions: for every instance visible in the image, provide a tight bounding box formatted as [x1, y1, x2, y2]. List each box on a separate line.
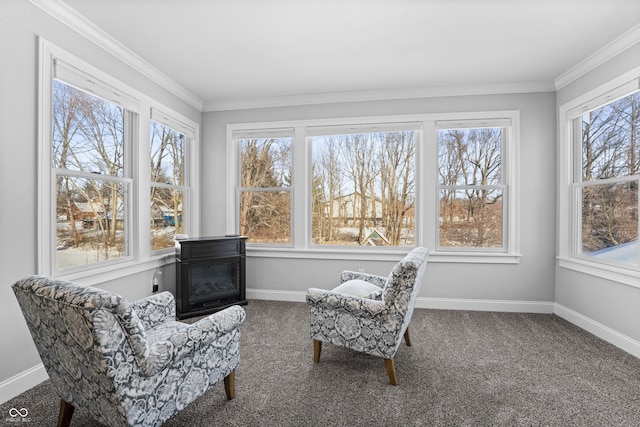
[0, 364, 48, 405]
[247, 288, 307, 302]
[415, 297, 555, 313]
[554, 304, 640, 358]
[247, 288, 556, 313]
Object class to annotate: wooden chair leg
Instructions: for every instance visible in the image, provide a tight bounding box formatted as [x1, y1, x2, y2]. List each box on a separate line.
[57, 399, 74, 427]
[384, 358, 398, 386]
[404, 327, 412, 346]
[224, 371, 236, 400]
[313, 339, 322, 363]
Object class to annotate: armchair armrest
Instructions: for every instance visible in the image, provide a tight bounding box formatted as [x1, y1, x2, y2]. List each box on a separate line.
[190, 304, 247, 338]
[140, 305, 246, 376]
[131, 291, 176, 329]
[340, 270, 387, 288]
[306, 287, 387, 317]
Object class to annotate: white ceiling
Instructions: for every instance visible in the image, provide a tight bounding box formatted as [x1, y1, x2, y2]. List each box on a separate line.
[58, 0, 640, 111]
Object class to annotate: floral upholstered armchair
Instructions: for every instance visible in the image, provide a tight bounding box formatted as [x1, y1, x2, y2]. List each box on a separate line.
[306, 247, 429, 385]
[12, 275, 246, 427]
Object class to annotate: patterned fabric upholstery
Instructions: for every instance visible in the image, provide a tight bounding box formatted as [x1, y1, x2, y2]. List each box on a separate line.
[12, 275, 245, 427]
[306, 247, 429, 360]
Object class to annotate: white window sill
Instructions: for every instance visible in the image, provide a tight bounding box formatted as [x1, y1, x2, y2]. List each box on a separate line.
[53, 252, 176, 286]
[247, 246, 521, 264]
[558, 256, 640, 289]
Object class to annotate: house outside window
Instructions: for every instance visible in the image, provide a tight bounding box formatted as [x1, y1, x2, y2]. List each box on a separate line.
[39, 39, 199, 280]
[150, 112, 193, 252]
[309, 124, 418, 247]
[228, 113, 519, 262]
[51, 64, 135, 272]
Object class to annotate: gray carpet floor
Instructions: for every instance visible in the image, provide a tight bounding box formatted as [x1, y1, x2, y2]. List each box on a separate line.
[2, 299, 640, 426]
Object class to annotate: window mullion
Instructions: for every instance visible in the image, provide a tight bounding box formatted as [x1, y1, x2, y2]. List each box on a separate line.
[421, 119, 437, 250]
[137, 104, 150, 259]
[293, 126, 306, 249]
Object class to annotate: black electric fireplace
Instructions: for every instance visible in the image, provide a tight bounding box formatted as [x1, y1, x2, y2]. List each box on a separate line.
[175, 235, 247, 319]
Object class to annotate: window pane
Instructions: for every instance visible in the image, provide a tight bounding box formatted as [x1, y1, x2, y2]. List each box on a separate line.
[438, 128, 502, 186]
[240, 137, 292, 188]
[240, 191, 290, 244]
[438, 126, 505, 250]
[150, 121, 185, 186]
[582, 92, 640, 181]
[311, 131, 416, 246]
[56, 175, 128, 269]
[439, 189, 503, 248]
[581, 182, 638, 265]
[52, 80, 124, 177]
[151, 187, 185, 250]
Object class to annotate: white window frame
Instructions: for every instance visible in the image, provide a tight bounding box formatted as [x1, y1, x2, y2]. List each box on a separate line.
[38, 38, 200, 284]
[232, 128, 295, 247]
[557, 70, 640, 288]
[227, 111, 520, 263]
[306, 121, 422, 250]
[435, 119, 512, 253]
[149, 108, 197, 254]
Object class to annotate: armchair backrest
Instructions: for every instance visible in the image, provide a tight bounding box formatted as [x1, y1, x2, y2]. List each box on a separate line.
[380, 247, 429, 341]
[12, 275, 147, 424]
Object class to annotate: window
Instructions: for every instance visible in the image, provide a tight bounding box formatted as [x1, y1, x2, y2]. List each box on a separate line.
[39, 39, 198, 280]
[50, 61, 136, 272]
[309, 124, 418, 247]
[437, 121, 509, 251]
[233, 129, 293, 244]
[559, 76, 640, 284]
[150, 112, 192, 251]
[574, 90, 640, 267]
[228, 113, 519, 262]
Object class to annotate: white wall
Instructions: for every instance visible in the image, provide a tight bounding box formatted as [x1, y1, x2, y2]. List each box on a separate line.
[0, 0, 198, 401]
[555, 44, 640, 344]
[202, 91, 558, 306]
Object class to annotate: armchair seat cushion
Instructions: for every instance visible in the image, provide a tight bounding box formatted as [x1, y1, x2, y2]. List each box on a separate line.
[332, 279, 383, 300]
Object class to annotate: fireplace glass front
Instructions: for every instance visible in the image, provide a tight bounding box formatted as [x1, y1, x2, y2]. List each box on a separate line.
[188, 260, 239, 306]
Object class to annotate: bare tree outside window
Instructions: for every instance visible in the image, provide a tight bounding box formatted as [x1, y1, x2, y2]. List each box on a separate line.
[311, 130, 416, 246]
[579, 92, 640, 264]
[238, 136, 292, 244]
[52, 80, 129, 269]
[150, 121, 186, 250]
[438, 127, 504, 249]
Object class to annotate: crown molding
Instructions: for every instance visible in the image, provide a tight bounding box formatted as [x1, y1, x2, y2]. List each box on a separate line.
[554, 23, 640, 91]
[203, 80, 555, 112]
[28, 0, 204, 111]
[34, 0, 636, 113]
